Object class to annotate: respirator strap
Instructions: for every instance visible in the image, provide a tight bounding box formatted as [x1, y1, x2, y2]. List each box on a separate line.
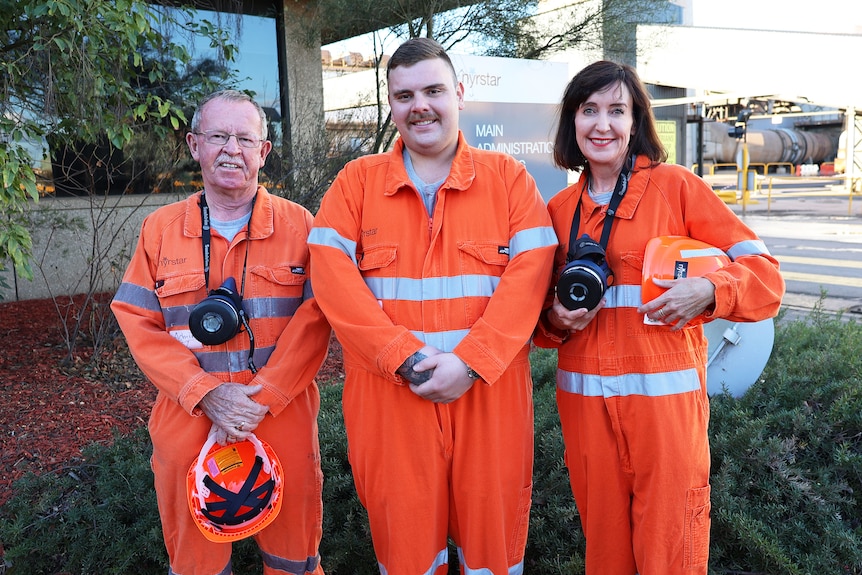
[566, 155, 635, 262]
[198, 192, 258, 373]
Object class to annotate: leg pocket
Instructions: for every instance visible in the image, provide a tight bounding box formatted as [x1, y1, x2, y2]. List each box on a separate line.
[508, 482, 533, 564]
[684, 485, 711, 569]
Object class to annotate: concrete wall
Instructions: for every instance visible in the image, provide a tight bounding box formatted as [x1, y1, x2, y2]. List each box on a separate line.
[2, 193, 186, 302]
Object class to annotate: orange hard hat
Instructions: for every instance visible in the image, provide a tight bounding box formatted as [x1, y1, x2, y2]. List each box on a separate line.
[187, 432, 283, 543]
[642, 236, 730, 323]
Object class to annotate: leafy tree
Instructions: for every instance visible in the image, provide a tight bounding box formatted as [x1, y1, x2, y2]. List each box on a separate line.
[0, 0, 236, 284]
[317, 0, 674, 61]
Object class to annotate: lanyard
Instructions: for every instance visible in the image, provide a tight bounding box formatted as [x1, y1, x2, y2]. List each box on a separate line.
[200, 192, 255, 294]
[566, 155, 634, 263]
[199, 192, 258, 373]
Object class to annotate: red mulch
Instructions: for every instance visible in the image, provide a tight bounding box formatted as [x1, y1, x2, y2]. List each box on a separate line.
[0, 295, 344, 508]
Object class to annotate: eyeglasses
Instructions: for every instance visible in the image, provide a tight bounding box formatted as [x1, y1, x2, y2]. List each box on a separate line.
[194, 131, 264, 148]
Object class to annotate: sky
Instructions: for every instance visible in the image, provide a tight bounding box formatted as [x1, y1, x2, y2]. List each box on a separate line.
[690, 0, 862, 34]
[323, 0, 862, 60]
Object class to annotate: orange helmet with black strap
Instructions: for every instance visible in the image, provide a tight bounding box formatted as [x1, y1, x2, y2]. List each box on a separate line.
[641, 236, 731, 325]
[187, 432, 283, 543]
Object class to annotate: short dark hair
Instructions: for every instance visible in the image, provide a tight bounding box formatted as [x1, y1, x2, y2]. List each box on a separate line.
[553, 60, 666, 171]
[386, 37, 458, 86]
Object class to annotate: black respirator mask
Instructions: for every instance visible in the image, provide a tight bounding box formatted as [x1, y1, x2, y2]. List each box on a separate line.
[555, 155, 633, 312]
[189, 277, 244, 345]
[557, 235, 613, 311]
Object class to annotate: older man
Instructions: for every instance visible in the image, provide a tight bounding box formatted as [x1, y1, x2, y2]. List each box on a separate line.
[112, 90, 330, 575]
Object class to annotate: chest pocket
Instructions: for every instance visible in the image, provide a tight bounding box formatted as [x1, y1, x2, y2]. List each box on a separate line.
[458, 242, 508, 325]
[245, 264, 309, 344]
[457, 241, 509, 277]
[359, 244, 397, 271]
[248, 264, 307, 297]
[358, 244, 398, 300]
[154, 273, 206, 329]
[155, 273, 205, 298]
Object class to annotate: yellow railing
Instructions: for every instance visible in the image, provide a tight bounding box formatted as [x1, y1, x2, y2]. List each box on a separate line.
[764, 175, 857, 215]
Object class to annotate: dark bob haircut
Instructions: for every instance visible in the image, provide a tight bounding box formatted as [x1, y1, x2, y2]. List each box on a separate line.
[553, 60, 667, 172]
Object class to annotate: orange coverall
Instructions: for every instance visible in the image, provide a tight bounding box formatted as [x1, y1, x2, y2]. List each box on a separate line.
[308, 133, 556, 575]
[535, 156, 785, 575]
[111, 187, 330, 575]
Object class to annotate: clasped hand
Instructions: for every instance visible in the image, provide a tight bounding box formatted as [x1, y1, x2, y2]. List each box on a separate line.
[400, 346, 476, 404]
[199, 382, 269, 445]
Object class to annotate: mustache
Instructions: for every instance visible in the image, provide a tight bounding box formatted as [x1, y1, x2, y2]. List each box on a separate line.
[409, 113, 437, 123]
[216, 155, 246, 168]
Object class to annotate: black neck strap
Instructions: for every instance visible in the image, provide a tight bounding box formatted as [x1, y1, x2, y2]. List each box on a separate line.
[199, 192, 256, 296]
[566, 156, 634, 262]
[199, 192, 258, 373]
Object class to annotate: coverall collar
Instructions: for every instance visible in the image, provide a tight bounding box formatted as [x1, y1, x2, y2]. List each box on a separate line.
[384, 131, 476, 197]
[578, 154, 652, 221]
[183, 186, 275, 240]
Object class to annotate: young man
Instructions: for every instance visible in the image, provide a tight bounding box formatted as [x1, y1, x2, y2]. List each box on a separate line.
[112, 90, 330, 575]
[309, 38, 556, 574]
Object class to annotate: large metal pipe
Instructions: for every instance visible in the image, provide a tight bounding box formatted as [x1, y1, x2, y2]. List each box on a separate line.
[702, 123, 835, 166]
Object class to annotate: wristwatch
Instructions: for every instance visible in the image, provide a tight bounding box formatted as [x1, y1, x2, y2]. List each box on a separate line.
[466, 366, 480, 380]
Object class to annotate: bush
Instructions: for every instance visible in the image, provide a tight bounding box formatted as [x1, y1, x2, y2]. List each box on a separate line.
[318, 383, 378, 574]
[2, 315, 861, 574]
[0, 428, 166, 574]
[525, 347, 586, 572]
[708, 312, 862, 575]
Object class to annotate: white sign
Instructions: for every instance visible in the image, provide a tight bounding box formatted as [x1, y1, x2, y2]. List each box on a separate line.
[451, 54, 569, 201]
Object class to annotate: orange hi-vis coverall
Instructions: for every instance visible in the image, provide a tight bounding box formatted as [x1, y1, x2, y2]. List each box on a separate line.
[111, 187, 330, 575]
[308, 133, 557, 575]
[534, 156, 785, 575]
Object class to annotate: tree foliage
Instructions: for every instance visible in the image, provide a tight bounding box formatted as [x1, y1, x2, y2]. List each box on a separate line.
[0, 0, 236, 282]
[317, 0, 674, 61]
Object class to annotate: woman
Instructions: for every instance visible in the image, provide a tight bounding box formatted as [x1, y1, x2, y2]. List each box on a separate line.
[534, 61, 785, 575]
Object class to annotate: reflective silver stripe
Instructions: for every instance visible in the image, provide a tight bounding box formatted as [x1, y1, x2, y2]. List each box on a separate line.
[379, 548, 447, 575]
[114, 282, 160, 312]
[169, 562, 230, 575]
[727, 238, 771, 259]
[423, 549, 449, 575]
[411, 329, 470, 353]
[602, 284, 642, 309]
[162, 303, 195, 328]
[556, 368, 701, 397]
[680, 246, 727, 259]
[365, 275, 499, 301]
[308, 227, 358, 264]
[260, 549, 321, 574]
[509, 225, 557, 259]
[456, 547, 524, 575]
[195, 345, 275, 373]
[163, 297, 301, 328]
[245, 296, 302, 319]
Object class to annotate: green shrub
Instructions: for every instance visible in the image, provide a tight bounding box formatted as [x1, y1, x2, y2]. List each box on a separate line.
[2, 315, 861, 574]
[318, 383, 378, 574]
[525, 347, 586, 572]
[708, 312, 862, 575]
[0, 428, 166, 574]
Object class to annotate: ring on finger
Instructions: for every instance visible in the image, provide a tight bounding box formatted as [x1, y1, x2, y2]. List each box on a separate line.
[237, 422, 245, 432]
[657, 308, 666, 318]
